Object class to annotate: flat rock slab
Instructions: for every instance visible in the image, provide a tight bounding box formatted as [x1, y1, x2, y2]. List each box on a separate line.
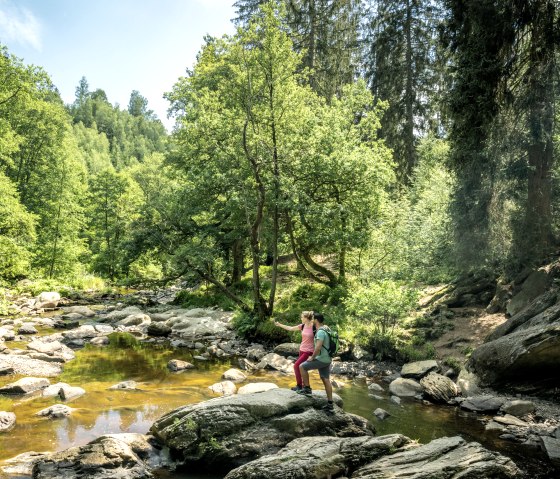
[64, 306, 96, 317]
[27, 340, 75, 361]
[401, 360, 439, 379]
[0, 377, 50, 394]
[151, 388, 374, 469]
[352, 436, 520, 478]
[460, 395, 506, 413]
[492, 414, 529, 427]
[225, 434, 411, 479]
[501, 400, 535, 417]
[168, 359, 195, 372]
[108, 381, 138, 390]
[237, 383, 278, 395]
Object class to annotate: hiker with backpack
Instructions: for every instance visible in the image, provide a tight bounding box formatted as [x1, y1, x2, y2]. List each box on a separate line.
[298, 312, 336, 412]
[274, 311, 315, 392]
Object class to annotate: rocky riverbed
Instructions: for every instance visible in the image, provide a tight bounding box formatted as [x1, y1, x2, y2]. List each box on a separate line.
[0, 289, 559, 478]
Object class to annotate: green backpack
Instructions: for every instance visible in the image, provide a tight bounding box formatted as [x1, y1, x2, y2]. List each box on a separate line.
[320, 327, 340, 357]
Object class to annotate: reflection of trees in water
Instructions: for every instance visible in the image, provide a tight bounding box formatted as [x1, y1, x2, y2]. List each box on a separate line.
[59, 342, 199, 384]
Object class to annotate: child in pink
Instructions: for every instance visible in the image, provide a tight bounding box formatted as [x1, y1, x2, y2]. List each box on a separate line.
[274, 311, 315, 391]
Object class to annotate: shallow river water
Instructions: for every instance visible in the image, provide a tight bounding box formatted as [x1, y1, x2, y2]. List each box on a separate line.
[0, 335, 555, 478]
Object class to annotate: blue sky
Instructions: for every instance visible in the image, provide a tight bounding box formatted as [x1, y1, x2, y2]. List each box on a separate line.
[0, 0, 236, 130]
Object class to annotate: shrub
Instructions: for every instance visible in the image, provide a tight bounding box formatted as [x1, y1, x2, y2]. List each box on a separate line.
[344, 281, 419, 336]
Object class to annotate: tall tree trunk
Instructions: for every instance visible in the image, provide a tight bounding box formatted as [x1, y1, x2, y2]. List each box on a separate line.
[308, 0, 317, 90]
[268, 83, 280, 316]
[404, 0, 415, 182]
[243, 121, 269, 321]
[231, 238, 244, 285]
[523, 0, 555, 261]
[48, 203, 62, 278]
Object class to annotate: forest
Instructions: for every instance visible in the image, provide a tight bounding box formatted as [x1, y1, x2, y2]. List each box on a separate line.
[1, 0, 559, 360]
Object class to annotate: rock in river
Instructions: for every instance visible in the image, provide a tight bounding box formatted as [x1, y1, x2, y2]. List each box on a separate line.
[150, 388, 374, 469]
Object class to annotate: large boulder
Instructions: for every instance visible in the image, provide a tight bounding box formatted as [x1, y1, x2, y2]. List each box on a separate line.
[31, 434, 163, 479]
[256, 353, 294, 374]
[150, 388, 374, 469]
[467, 322, 560, 387]
[506, 269, 553, 317]
[388, 378, 423, 397]
[35, 292, 61, 310]
[225, 434, 411, 479]
[352, 436, 519, 478]
[273, 343, 300, 357]
[419, 372, 459, 403]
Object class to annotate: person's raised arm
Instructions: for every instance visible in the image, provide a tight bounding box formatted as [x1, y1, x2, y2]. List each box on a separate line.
[273, 321, 300, 332]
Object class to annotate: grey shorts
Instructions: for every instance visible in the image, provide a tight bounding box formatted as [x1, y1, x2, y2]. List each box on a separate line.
[301, 359, 331, 379]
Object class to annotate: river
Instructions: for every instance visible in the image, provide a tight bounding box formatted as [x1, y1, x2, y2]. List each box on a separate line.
[0, 325, 556, 478]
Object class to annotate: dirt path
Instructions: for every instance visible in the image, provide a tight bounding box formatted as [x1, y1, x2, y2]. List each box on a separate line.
[432, 307, 508, 361]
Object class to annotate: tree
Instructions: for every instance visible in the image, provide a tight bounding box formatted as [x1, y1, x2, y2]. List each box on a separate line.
[168, 4, 312, 320]
[286, 0, 362, 100]
[444, 0, 560, 269]
[0, 171, 36, 280]
[364, 0, 447, 181]
[443, 0, 512, 268]
[128, 90, 154, 119]
[87, 167, 141, 279]
[286, 81, 393, 284]
[234, 0, 363, 101]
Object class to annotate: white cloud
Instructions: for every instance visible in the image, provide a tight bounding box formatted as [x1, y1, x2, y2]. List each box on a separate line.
[0, 1, 42, 50]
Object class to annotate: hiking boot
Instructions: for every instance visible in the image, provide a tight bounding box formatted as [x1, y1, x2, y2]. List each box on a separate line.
[321, 401, 335, 412]
[291, 385, 302, 392]
[297, 386, 312, 396]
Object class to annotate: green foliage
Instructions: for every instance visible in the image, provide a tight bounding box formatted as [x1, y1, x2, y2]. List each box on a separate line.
[442, 356, 463, 371]
[397, 341, 437, 363]
[0, 172, 36, 280]
[231, 311, 259, 338]
[344, 280, 419, 336]
[175, 287, 240, 311]
[87, 167, 142, 278]
[360, 137, 454, 283]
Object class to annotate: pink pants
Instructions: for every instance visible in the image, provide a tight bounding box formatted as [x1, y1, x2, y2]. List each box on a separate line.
[294, 350, 313, 386]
